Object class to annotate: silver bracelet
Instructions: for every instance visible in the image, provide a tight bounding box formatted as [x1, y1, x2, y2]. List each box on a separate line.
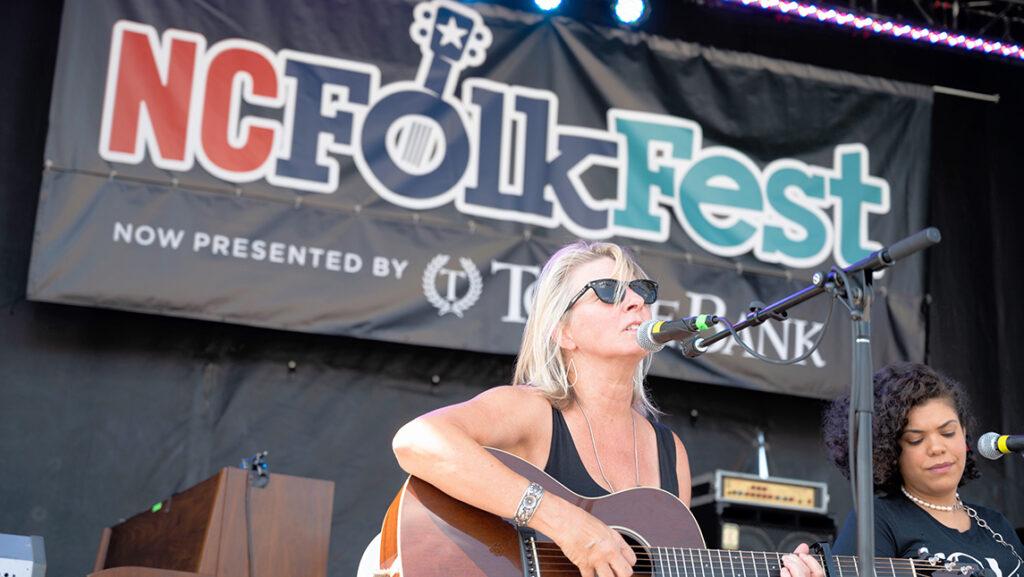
[513, 482, 545, 527]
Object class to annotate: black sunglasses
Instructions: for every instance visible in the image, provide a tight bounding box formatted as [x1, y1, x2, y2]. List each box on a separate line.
[564, 278, 658, 312]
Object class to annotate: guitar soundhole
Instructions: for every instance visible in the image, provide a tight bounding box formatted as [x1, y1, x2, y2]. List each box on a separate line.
[623, 534, 654, 576]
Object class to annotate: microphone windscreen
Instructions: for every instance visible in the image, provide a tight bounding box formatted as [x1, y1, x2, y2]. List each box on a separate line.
[635, 319, 664, 353]
[977, 431, 1004, 460]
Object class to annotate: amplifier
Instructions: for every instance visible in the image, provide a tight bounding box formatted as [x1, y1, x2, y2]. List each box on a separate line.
[691, 471, 835, 552]
[692, 470, 830, 514]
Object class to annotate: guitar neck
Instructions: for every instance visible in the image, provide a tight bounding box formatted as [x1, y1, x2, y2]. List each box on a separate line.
[635, 547, 932, 577]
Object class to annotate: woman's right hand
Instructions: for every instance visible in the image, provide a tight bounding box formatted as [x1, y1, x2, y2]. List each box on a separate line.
[535, 494, 637, 577]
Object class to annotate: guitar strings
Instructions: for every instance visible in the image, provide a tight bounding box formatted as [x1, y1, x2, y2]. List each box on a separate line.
[528, 555, 932, 577]
[530, 543, 943, 577]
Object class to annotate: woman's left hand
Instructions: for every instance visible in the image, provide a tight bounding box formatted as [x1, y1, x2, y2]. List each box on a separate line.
[780, 543, 824, 577]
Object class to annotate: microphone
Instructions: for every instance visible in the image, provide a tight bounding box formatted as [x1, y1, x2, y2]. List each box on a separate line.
[977, 432, 1024, 459]
[636, 315, 719, 353]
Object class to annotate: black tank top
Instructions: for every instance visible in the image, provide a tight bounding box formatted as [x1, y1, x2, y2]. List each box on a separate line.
[543, 407, 679, 498]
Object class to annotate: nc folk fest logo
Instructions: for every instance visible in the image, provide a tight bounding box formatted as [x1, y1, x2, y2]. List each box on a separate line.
[98, 0, 890, 270]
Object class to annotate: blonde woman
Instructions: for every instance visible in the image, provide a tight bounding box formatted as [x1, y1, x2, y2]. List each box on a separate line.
[393, 240, 824, 577]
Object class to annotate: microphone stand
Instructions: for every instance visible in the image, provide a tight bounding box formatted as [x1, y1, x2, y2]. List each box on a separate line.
[681, 227, 941, 577]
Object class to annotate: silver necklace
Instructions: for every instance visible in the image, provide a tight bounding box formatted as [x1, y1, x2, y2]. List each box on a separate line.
[901, 486, 1024, 566]
[901, 485, 963, 511]
[574, 396, 639, 492]
[964, 502, 1024, 566]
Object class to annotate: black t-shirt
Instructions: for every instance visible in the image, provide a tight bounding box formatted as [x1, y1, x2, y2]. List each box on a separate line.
[542, 407, 679, 498]
[833, 493, 1023, 577]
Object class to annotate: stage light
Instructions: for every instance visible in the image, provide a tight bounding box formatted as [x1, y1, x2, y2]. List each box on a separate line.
[722, 0, 1024, 61]
[613, 0, 648, 24]
[534, 0, 563, 11]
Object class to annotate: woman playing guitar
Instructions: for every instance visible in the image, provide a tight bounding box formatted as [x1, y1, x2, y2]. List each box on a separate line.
[392, 240, 825, 577]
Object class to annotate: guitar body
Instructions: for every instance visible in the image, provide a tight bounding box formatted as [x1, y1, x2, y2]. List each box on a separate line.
[378, 448, 706, 577]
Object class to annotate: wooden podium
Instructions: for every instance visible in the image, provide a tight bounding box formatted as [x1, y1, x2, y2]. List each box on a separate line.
[89, 468, 334, 577]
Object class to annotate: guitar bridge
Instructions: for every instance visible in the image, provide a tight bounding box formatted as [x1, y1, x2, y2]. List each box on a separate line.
[517, 528, 541, 577]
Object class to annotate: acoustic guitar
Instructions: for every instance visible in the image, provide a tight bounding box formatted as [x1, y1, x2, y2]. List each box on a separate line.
[374, 448, 979, 577]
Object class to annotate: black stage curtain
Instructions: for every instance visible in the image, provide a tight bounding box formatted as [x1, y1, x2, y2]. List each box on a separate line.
[1, 2, 1020, 576]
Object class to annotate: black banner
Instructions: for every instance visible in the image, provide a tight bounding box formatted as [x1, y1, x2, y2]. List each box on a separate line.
[29, 0, 933, 398]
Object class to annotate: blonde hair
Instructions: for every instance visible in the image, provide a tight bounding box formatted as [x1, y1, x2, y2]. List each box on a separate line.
[512, 240, 658, 417]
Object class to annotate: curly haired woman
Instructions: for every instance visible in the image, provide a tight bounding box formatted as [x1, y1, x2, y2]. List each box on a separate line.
[823, 362, 1022, 577]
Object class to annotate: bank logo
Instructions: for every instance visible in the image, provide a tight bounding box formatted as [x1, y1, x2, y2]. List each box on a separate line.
[422, 254, 483, 317]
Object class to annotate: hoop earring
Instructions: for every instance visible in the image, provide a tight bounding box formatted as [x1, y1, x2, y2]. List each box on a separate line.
[567, 355, 578, 388]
